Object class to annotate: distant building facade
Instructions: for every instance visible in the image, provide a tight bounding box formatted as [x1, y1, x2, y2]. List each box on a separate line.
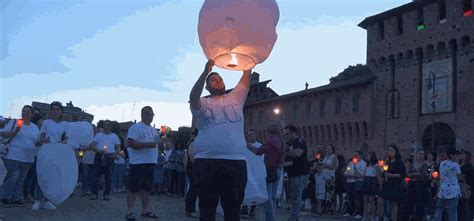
[243, 0, 474, 156]
[32, 101, 94, 122]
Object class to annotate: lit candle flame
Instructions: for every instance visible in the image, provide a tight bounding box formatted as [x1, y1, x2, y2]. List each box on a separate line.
[227, 53, 238, 68]
[383, 165, 389, 171]
[432, 171, 439, 179]
[79, 151, 84, 157]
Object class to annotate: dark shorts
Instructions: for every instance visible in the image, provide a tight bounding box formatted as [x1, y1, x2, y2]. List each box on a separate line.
[128, 164, 155, 193]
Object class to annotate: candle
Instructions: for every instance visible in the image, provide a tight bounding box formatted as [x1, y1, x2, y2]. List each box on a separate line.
[346, 166, 352, 171]
[315, 153, 321, 160]
[432, 171, 439, 179]
[16, 119, 24, 128]
[383, 165, 389, 171]
[378, 160, 385, 167]
[79, 151, 84, 157]
[405, 177, 411, 183]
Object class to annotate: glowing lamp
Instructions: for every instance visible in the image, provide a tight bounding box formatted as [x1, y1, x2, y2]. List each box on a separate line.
[352, 158, 359, 164]
[378, 160, 385, 167]
[383, 165, 389, 171]
[78, 151, 84, 157]
[273, 108, 280, 115]
[432, 171, 439, 179]
[198, 0, 279, 71]
[16, 119, 24, 128]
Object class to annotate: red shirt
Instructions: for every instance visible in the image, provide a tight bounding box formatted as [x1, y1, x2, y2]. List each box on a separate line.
[254, 134, 284, 168]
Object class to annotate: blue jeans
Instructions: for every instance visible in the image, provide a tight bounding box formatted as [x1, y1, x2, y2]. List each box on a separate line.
[288, 175, 308, 220]
[112, 163, 125, 190]
[434, 197, 459, 221]
[1, 159, 32, 200]
[265, 169, 281, 221]
[81, 163, 94, 194]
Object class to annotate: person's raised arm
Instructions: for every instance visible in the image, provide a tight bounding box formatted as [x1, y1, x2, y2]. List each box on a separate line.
[238, 69, 252, 90]
[190, 60, 214, 110]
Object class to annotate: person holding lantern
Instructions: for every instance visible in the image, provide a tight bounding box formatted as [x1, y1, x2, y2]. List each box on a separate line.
[189, 59, 251, 221]
[0, 105, 40, 208]
[88, 120, 121, 201]
[32, 101, 69, 211]
[378, 144, 406, 221]
[343, 151, 366, 219]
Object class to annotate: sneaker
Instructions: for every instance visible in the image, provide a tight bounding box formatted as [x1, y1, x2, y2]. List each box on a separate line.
[0, 199, 11, 208]
[42, 201, 56, 210]
[31, 200, 41, 210]
[354, 215, 362, 219]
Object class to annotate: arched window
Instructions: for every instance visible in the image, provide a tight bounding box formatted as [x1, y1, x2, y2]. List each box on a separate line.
[386, 89, 400, 119]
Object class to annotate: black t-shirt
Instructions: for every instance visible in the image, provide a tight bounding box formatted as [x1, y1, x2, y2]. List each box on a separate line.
[284, 138, 309, 177]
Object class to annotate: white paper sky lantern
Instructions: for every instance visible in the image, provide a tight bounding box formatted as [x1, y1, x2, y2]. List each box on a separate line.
[198, 0, 279, 71]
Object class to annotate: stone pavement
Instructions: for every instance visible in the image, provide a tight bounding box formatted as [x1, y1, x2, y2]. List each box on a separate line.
[1, 191, 351, 221]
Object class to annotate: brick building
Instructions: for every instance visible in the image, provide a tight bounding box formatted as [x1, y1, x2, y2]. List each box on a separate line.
[244, 0, 474, 157]
[32, 101, 94, 122]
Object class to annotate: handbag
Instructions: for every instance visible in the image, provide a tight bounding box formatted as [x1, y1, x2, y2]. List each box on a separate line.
[460, 182, 471, 199]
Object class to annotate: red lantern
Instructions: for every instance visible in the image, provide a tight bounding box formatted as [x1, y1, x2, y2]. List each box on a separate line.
[16, 119, 24, 128]
[378, 160, 385, 167]
[352, 158, 359, 164]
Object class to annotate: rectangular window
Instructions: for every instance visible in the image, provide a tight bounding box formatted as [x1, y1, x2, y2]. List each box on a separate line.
[319, 100, 325, 117]
[439, 0, 447, 22]
[352, 94, 360, 113]
[464, 0, 473, 16]
[292, 104, 298, 120]
[397, 16, 403, 35]
[305, 103, 311, 119]
[335, 97, 342, 115]
[378, 22, 385, 41]
[417, 8, 425, 30]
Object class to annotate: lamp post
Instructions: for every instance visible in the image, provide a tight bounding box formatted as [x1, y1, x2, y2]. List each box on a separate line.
[427, 71, 437, 152]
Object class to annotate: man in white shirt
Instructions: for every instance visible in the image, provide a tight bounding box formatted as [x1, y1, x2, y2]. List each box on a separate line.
[189, 60, 251, 221]
[125, 106, 159, 221]
[344, 151, 367, 218]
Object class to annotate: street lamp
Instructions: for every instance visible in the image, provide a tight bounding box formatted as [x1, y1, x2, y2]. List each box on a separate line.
[427, 71, 437, 152]
[273, 108, 280, 115]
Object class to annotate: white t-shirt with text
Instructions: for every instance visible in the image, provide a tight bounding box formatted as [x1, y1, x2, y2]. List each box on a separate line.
[191, 82, 249, 160]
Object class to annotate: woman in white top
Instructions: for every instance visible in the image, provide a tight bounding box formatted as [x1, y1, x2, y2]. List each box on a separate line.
[32, 101, 69, 211]
[0, 105, 40, 207]
[362, 151, 380, 221]
[314, 145, 338, 214]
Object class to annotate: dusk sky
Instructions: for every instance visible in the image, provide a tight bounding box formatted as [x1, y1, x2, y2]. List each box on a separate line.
[0, 0, 410, 129]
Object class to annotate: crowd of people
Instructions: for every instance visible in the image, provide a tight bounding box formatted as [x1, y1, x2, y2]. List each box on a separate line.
[0, 60, 473, 221]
